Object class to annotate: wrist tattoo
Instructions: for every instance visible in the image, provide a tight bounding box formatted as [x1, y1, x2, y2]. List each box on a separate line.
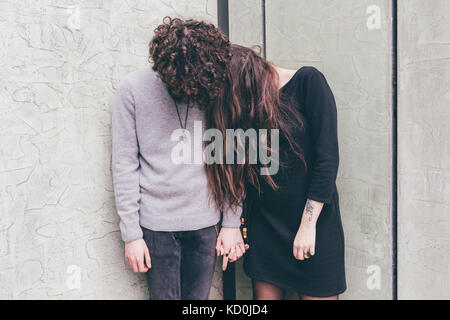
[305, 199, 314, 222]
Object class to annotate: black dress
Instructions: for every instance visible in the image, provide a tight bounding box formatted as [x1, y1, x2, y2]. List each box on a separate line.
[243, 66, 346, 297]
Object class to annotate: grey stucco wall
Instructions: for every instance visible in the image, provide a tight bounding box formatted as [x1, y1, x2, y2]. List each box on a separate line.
[230, 0, 393, 300]
[0, 0, 223, 299]
[398, 0, 450, 299]
[229, 0, 263, 49]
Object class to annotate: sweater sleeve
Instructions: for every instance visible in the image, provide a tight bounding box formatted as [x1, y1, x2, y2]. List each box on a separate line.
[221, 204, 243, 228]
[112, 79, 143, 242]
[300, 67, 340, 204]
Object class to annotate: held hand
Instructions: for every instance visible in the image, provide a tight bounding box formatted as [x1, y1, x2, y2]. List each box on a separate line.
[293, 223, 316, 260]
[216, 227, 249, 271]
[125, 238, 151, 273]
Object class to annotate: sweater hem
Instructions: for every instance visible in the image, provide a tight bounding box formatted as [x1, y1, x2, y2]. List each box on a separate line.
[139, 215, 220, 232]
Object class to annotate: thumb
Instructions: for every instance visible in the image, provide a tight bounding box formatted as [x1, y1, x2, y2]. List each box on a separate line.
[216, 238, 222, 256]
[145, 248, 151, 268]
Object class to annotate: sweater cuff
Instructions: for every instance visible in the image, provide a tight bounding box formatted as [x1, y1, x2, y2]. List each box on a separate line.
[221, 205, 242, 228]
[119, 220, 143, 243]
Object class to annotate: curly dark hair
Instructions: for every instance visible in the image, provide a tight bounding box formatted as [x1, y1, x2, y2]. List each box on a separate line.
[149, 17, 231, 109]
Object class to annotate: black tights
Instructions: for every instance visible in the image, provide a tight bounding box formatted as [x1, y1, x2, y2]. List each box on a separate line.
[252, 280, 338, 300]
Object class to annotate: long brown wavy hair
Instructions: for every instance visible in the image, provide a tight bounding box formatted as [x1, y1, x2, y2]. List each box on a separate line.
[148, 19, 304, 214]
[205, 44, 305, 213]
[149, 17, 231, 109]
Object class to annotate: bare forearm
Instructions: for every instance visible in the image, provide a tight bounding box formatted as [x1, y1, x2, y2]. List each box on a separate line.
[293, 199, 324, 260]
[301, 199, 324, 227]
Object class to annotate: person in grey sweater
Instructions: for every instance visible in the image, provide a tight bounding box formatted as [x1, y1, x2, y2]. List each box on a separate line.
[112, 18, 246, 300]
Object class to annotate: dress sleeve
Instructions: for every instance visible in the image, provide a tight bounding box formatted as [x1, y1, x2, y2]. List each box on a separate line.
[300, 67, 339, 204]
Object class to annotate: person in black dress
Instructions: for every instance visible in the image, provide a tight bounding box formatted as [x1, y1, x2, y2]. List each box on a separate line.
[207, 44, 346, 300]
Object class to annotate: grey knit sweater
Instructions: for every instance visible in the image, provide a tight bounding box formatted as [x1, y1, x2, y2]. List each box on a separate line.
[112, 66, 241, 242]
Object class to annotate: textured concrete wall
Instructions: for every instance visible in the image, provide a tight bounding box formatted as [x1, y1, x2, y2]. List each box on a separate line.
[0, 0, 222, 299]
[230, 0, 394, 299]
[229, 0, 263, 49]
[398, 0, 450, 300]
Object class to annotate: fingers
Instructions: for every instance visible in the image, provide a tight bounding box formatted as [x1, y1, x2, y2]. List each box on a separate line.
[228, 246, 241, 263]
[304, 244, 315, 259]
[304, 248, 310, 260]
[309, 245, 315, 257]
[239, 242, 246, 254]
[218, 237, 225, 256]
[127, 257, 139, 272]
[222, 242, 240, 269]
[293, 244, 299, 260]
[221, 240, 250, 269]
[126, 252, 150, 273]
[229, 245, 237, 261]
[222, 251, 229, 271]
[297, 247, 304, 260]
[144, 248, 152, 269]
[222, 241, 231, 271]
[137, 256, 148, 272]
[235, 244, 244, 260]
[125, 239, 151, 273]
[229, 242, 250, 262]
[216, 240, 221, 256]
[294, 244, 315, 260]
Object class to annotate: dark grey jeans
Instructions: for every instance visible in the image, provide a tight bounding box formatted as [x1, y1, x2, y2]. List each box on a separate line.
[142, 225, 218, 300]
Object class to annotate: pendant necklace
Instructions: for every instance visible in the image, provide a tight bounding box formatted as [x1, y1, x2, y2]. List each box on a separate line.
[174, 101, 190, 142]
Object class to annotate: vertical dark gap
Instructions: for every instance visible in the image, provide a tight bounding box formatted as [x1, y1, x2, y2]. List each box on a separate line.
[392, 0, 398, 301]
[217, 0, 236, 301]
[261, 0, 267, 58]
[217, 0, 229, 36]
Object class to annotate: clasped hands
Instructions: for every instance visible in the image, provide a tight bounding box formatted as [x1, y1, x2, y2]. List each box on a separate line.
[216, 227, 249, 271]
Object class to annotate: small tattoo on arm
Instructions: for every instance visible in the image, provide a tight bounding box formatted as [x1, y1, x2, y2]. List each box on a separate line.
[305, 199, 314, 222]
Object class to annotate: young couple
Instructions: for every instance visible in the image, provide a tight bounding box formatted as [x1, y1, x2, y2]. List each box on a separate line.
[112, 17, 346, 300]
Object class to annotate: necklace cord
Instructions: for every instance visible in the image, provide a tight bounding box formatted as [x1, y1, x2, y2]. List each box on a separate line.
[174, 101, 189, 130]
